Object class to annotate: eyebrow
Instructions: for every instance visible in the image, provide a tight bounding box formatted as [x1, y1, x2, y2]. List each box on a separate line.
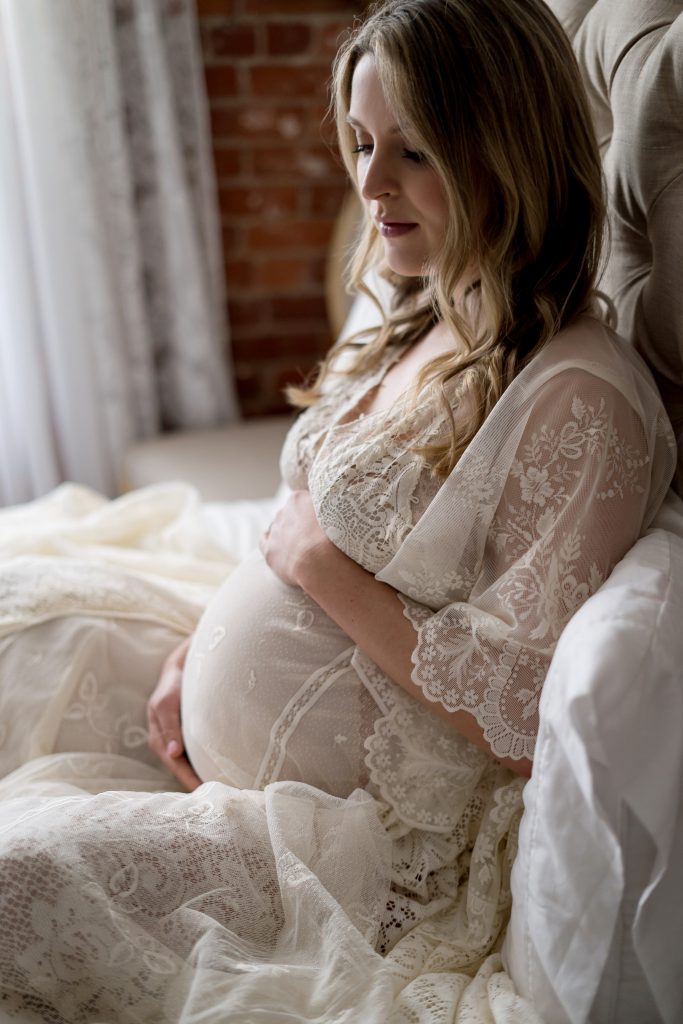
[346, 115, 404, 135]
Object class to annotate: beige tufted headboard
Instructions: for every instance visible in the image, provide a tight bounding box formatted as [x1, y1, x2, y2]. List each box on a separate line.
[547, 0, 683, 493]
[327, 1, 683, 488]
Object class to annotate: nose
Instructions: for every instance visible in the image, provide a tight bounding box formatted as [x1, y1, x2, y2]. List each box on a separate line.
[359, 150, 398, 202]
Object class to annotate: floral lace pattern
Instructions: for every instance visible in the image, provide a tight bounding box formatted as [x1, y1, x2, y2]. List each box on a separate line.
[311, 428, 434, 575]
[0, 319, 675, 1023]
[0, 557, 202, 639]
[401, 368, 667, 762]
[364, 701, 492, 832]
[277, 333, 675, 802]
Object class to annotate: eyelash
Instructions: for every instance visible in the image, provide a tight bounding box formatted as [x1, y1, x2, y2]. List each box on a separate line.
[351, 144, 426, 164]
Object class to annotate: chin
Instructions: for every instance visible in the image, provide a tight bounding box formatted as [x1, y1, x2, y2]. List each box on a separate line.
[384, 255, 425, 278]
[382, 242, 431, 279]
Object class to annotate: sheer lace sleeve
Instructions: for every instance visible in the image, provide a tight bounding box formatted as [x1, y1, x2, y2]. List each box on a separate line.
[400, 369, 664, 762]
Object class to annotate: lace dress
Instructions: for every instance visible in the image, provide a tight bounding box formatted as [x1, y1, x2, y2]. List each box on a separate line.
[0, 316, 676, 1023]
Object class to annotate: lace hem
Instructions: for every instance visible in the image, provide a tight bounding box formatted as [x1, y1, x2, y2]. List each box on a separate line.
[402, 599, 540, 763]
[363, 703, 492, 832]
[352, 649, 494, 832]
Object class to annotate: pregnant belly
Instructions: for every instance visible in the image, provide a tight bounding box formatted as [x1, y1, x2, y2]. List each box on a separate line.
[181, 548, 377, 795]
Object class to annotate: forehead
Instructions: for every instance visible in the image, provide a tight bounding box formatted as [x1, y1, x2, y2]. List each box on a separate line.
[348, 53, 401, 129]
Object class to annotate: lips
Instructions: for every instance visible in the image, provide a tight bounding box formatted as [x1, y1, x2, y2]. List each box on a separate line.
[377, 221, 418, 238]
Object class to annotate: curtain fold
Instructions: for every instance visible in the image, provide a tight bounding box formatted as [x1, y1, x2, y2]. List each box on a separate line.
[0, 0, 237, 507]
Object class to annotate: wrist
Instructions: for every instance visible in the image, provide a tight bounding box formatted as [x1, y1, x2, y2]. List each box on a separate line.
[294, 533, 344, 596]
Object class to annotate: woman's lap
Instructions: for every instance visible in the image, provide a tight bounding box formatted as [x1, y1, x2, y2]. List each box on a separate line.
[0, 614, 184, 781]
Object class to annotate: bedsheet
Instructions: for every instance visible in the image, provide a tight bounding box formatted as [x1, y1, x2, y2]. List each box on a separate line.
[0, 482, 542, 1023]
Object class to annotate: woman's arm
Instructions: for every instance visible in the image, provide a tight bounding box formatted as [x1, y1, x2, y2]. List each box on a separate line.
[262, 367, 664, 780]
[260, 490, 533, 777]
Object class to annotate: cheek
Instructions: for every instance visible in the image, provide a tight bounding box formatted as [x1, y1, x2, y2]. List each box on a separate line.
[420, 176, 449, 230]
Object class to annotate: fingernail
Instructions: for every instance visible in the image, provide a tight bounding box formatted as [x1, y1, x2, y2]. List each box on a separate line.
[167, 740, 180, 757]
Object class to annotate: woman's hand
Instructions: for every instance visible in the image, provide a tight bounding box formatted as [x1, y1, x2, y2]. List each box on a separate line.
[147, 636, 202, 791]
[259, 489, 332, 587]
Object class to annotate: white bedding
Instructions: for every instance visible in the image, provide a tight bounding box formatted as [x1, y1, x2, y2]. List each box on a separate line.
[1, 486, 682, 1020]
[505, 490, 683, 1023]
[0, 480, 541, 1023]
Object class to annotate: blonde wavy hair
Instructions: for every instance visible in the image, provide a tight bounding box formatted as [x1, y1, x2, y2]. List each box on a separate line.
[288, 0, 607, 478]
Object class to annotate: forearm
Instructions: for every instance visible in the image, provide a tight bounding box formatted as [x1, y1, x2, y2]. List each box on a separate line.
[296, 537, 532, 777]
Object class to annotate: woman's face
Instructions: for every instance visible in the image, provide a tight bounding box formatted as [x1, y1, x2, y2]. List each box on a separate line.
[348, 54, 449, 277]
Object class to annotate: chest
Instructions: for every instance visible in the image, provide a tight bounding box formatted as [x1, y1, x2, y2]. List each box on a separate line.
[358, 322, 462, 418]
[280, 375, 447, 576]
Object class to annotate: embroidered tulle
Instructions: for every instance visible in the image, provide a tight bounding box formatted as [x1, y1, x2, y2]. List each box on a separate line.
[0, 317, 675, 1022]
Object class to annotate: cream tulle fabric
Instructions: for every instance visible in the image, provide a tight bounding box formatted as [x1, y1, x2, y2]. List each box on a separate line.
[0, 317, 675, 1022]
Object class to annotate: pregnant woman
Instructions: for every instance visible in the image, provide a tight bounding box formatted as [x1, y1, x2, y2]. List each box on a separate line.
[0, 1, 676, 1021]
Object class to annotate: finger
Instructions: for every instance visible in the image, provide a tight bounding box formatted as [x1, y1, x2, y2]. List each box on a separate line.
[155, 697, 184, 755]
[165, 753, 202, 792]
[148, 705, 183, 761]
[147, 706, 164, 755]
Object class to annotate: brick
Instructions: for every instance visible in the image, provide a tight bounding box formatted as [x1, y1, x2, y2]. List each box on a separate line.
[204, 65, 239, 96]
[225, 258, 253, 288]
[318, 106, 339, 146]
[256, 257, 320, 289]
[310, 256, 327, 284]
[241, 398, 272, 417]
[309, 183, 349, 216]
[228, 298, 271, 328]
[213, 146, 242, 177]
[247, 0, 355, 13]
[318, 18, 355, 57]
[221, 224, 242, 253]
[250, 64, 333, 99]
[196, 0, 236, 15]
[246, 219, 333, 250]
[210, 107, 236, 140]
[211, 103, 331, 142]
[253, 393, 291, 416]
[231, 332, 326, 360]
[266, 22, 312, 56]
[220, 185, 299, 217]
[252, 144, 339, 179]
[271, 294, 329, 322]
[206, 23, 256, 58]
[241, 403, 272, 418]
[230, 318, 330, 343]
[233, 365, 261, 403]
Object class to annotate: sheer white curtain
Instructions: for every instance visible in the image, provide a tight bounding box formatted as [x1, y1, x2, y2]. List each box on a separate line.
[0, 0, 237, 507]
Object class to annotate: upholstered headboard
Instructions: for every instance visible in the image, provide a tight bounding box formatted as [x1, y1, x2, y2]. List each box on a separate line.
[548, 0, 683, 493]
[329, 1, 683, 490]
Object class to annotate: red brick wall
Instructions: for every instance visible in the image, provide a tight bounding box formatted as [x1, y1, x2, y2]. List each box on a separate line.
[196, 0, 363, 416]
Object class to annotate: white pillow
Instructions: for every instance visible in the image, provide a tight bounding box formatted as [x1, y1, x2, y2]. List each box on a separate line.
[504, 490, 683, 1024]
[201, 484, 291, 564]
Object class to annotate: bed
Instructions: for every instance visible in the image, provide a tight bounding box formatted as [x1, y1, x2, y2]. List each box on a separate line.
[122, 2, 683, 1019]
[2, 1, 683, 1021]
[502, 3, 683, 1022]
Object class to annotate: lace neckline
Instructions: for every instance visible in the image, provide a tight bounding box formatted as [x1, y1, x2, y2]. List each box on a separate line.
[331, 342, 412, 431]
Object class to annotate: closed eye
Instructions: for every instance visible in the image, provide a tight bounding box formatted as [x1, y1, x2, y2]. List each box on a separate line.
[402, 149, 426, 164]
[351, 144, 427, 164]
